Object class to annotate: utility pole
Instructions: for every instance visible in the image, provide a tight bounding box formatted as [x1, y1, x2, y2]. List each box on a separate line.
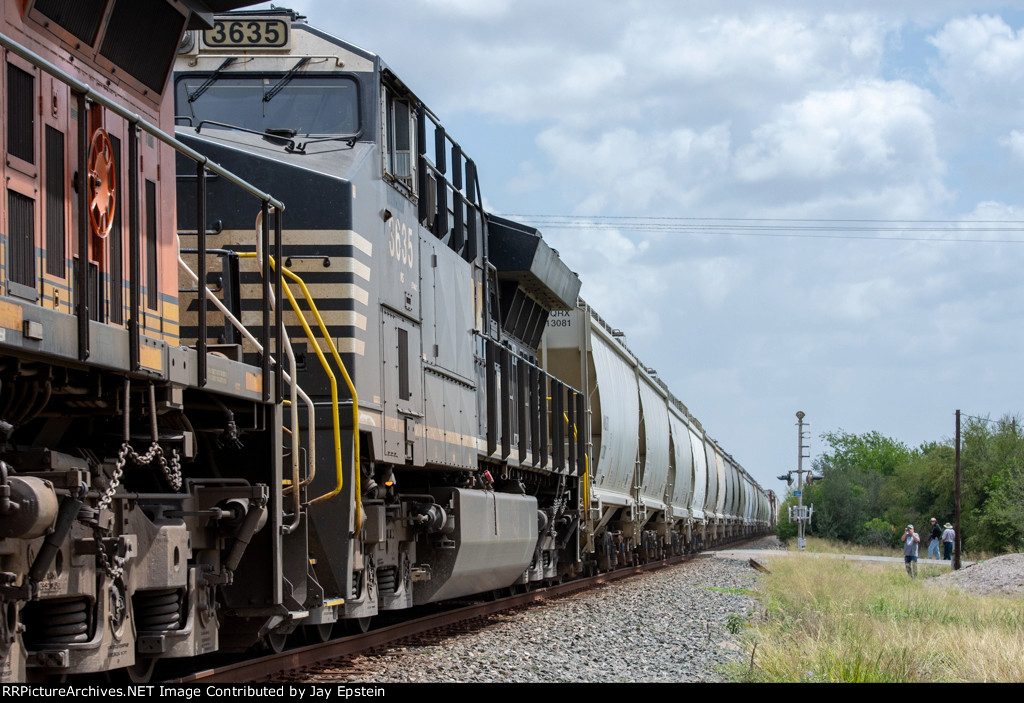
[955, 409, 961, 571]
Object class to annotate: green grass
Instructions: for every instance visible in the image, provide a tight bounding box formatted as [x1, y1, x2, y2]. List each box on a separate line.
[729, 553, 1024, 682]
[792, 536, 999, 562]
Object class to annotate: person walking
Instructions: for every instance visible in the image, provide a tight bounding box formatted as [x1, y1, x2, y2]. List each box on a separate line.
[941, 523, 956, 561]
[903, 524, 920, 578]
[928, 517, 941, 560]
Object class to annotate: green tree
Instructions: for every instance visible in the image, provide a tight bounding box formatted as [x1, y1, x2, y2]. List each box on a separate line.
[806, 430, 912, 544]
[960, 415, 1024, 552]
[774, 491, 799, 542]
[882, 442, 955, 532]
[796, 417, 1024, 552]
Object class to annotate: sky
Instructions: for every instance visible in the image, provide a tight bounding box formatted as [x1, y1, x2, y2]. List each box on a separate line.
[246, 0, 1024, 492]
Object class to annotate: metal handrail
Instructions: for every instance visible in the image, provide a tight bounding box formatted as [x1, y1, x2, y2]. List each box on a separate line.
[176, 251, 315, 535]
[237, 253, 363, 534]
[275, 262, 362, 529]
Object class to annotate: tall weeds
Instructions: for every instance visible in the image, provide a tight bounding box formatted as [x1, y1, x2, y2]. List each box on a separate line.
[735, 555, 1024, 682]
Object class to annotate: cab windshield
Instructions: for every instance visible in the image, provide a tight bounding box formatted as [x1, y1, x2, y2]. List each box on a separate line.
[175, 74, 359, 136]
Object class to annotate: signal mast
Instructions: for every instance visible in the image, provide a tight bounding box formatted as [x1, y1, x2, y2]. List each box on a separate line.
[778, 410, 822, 550]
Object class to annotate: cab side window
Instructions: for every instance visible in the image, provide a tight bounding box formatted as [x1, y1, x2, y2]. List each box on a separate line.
[383, 88, 415, 193]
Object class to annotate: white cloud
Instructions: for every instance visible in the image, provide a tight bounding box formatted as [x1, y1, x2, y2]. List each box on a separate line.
[535, 124, 733, 213]
[930, 14, 1024, 79]
[929, 14, 1024, 121]
[1003, 130, 1024, 161]
[735, 80, 941, 183]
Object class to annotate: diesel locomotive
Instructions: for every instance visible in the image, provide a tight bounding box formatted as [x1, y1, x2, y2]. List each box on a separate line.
[0, 2, 772, 682]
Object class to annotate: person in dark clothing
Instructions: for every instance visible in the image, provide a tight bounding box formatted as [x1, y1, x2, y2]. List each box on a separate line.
[928, 517, 941, 560]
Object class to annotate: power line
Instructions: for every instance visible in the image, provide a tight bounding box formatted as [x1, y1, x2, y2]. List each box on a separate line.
[499, 214, 1024, 244]
[504, 214, 1024, 224]
[961, 413, 1019, 425]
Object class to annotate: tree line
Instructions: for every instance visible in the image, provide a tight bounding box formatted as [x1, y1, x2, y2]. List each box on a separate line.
[775, 414, 1024, 553]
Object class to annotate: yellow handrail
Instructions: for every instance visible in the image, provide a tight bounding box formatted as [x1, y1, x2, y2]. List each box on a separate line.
[564, 410, 590, 523]
[239, 252, 362, 533]
[278, 265, 361, 513]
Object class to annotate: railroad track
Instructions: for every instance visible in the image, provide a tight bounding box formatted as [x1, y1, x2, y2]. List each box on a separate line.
[167, 553, 702, 683]
[167, 537, 771, 684]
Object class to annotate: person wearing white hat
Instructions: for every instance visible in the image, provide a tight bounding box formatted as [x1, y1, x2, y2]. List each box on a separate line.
[941, 523, 956, 561]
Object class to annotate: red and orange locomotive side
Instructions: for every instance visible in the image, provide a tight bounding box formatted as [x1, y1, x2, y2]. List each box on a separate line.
[1, 1, 279, 683]
[2, 0, 186, 350]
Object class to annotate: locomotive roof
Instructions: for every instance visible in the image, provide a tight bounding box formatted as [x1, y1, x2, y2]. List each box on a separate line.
[184, 1, 271, 28]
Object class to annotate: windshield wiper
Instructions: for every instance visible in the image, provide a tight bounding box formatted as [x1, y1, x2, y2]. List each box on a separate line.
[287, 134, 360, 154]
[188, 58, 237, 105]
[263, 58, 311, 103]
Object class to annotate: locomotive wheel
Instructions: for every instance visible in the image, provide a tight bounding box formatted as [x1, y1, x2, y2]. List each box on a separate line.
[266, 632, 289, 653]
[124, 658, 157, 683]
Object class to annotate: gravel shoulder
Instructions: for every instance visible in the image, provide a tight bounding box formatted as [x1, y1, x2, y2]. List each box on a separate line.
[927, 552, 1024, 596]
[315, 540, 778, 684]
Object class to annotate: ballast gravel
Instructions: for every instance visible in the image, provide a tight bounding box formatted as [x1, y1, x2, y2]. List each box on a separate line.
[322, 538, 780, 684]
[928, 552, 1024, 596]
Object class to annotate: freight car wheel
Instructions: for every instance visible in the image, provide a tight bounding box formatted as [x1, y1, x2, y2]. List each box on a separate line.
[304, 623, 334, 644]
[640, 532, 656, 563]
[341, 617, 371, 635]
[597, 532, 614, 572]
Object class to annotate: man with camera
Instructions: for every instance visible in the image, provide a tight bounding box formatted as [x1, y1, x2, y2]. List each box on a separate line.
[903, 524, 921, 577]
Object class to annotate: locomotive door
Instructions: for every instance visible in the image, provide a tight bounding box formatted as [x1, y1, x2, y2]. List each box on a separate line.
[39, 70, 70, 314]
[3, 52, 42, 304]
[381, 308, 422, 464]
